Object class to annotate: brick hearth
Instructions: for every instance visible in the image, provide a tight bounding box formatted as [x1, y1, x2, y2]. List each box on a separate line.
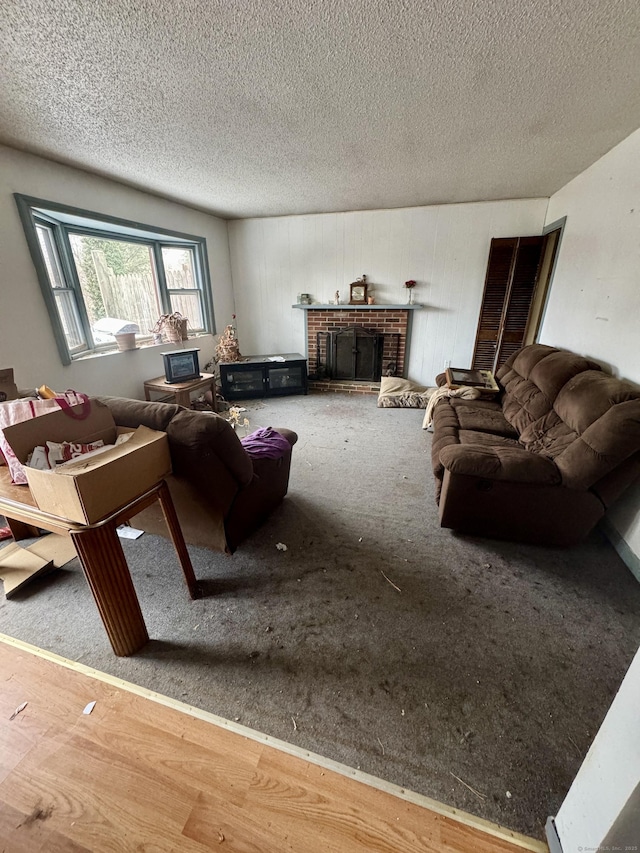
[308, 379, 381, 396]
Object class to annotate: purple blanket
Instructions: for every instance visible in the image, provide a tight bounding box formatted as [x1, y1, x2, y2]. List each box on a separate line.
[241, 427, 290, 459]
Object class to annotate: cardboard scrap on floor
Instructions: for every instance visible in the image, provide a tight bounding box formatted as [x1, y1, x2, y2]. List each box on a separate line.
[0, 543, 54, 597]
[25, 534, 77, 567]
[0, 534, 77, 598]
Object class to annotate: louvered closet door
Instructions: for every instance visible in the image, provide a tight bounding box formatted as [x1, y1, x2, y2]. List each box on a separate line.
[472, 236, 544, 372]
[472, 238, 517, 370]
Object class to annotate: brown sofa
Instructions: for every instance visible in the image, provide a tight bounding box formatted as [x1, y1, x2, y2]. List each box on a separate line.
[431, 344, 640, 546]
[98, 397, 297, 553]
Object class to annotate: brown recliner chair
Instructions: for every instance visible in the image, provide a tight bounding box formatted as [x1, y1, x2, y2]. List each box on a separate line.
[98, 396, 297, 553]
[430, 345, 640, 546]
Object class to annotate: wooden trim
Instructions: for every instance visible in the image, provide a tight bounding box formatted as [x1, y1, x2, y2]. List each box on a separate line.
[534, 217, 567, 342]
[293, 304, 423, 310]
[0, 631, 547, 852]
[545, 817, 564, 853]
[542, 216, 567, 238]
[13, 192, 210, 243]
[14, 194, 74, 365]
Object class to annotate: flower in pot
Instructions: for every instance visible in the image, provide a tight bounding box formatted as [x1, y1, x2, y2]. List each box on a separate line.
[151, 312, 188, 343]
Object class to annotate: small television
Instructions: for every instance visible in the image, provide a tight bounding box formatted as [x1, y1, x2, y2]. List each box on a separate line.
[162, 349, 202, 384]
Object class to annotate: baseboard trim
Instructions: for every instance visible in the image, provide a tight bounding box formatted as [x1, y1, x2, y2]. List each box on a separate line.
[0, 631, 546, 852]
[601, 518, 640, 583]
[545, 816, 563, 853]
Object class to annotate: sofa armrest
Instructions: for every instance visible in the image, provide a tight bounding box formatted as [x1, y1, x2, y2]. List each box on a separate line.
[439, 444, 561, 485]
[271, 427, 298, 448]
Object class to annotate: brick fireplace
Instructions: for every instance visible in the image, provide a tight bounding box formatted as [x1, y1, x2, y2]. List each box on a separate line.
[293, 304, 419, 393]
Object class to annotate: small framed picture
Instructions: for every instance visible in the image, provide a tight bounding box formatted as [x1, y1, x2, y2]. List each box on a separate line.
[162, 349, 202, 384]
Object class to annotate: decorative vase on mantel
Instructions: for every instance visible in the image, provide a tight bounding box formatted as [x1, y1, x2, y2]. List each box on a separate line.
[404, 279, 417, 305]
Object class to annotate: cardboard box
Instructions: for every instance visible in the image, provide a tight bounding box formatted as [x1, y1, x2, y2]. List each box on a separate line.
[2, 400, 171, 524]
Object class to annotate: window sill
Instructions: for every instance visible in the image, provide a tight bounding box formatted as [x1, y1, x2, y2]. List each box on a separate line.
[71, 333, 211, 362]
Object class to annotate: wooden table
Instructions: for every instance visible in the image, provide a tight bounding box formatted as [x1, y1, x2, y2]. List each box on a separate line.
[0, 469, 198, 657]
[144, 372, 217, 410]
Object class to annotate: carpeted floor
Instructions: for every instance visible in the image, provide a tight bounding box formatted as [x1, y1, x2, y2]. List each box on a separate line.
[2, 392, 640, 839]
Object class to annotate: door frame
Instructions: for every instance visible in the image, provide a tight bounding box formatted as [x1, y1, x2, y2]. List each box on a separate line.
[530, 216, 567, 344]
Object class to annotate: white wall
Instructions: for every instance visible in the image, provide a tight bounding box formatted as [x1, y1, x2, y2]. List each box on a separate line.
[541, 129, 640, 381]
[228, 199, 548, 383]
[0, 146, 234, 399]
[553, 645, 640, 852]
[541, 129, 640, 572]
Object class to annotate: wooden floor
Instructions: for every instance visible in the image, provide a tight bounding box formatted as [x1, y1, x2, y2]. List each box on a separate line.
[0, 635, 547, 853]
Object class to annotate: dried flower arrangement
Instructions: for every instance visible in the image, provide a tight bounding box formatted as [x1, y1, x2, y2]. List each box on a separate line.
[215, 315, 243, 363]
[151, 312, 188, 343]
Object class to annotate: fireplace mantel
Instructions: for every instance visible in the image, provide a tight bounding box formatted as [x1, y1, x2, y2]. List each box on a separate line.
[292, 303, 423, 310]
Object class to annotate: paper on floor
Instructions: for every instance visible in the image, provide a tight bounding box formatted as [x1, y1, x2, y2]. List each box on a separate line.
[116, 525, 145, 540]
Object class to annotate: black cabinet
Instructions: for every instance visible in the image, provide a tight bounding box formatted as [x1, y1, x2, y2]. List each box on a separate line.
[219, 353, 308, 400]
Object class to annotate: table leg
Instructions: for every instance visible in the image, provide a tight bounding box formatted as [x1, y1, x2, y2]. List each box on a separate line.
[156, 480, 199, 599]
[6, 518, 41, 541]
[174, 390, 190, 408]
[144, 386, 151, 401]
[70, 524, 149, 657]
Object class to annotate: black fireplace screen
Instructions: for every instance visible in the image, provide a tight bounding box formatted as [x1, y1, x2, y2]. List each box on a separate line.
[316, 326, 399, 380]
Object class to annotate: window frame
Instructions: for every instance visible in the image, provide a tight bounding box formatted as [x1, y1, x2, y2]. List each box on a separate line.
[15, 194, 215, 365]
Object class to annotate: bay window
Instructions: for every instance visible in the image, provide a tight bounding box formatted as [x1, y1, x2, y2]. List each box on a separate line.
[16, 195, 215, 365]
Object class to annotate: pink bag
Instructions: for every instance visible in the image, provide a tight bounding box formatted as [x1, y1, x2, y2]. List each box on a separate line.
[0, 391, 90, 484]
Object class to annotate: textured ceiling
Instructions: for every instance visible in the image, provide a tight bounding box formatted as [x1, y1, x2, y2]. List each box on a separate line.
[2, 0, 640, 219]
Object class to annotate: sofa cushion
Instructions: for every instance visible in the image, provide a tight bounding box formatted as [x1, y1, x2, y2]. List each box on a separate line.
[430, 403, 520, 486]
[554, 398, 640, 490]
[459, 430, 521, 449]
[449, 396, 503, 411]
[440, 444, 561, 485]
[97, 396, 181, 431]
[496, 343, 558, 382]
[554, 371, 640, 434]
[498, 346, 603, 435]
[454, 405, 518, 438]
[518, 411, 577, 459]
